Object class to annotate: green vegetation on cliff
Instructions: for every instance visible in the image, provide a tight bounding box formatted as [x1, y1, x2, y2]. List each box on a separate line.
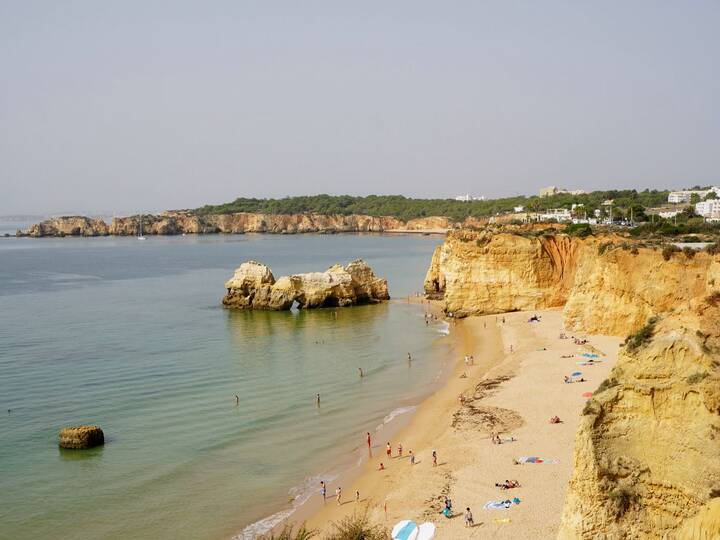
[193, 190, 671, 221]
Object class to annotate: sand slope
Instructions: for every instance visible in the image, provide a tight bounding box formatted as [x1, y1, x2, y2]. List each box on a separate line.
[304, 308, 620, 538]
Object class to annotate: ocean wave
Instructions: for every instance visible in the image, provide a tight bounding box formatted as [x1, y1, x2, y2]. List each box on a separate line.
[235, 472, 338, 539]
[383, 405, 417, 424]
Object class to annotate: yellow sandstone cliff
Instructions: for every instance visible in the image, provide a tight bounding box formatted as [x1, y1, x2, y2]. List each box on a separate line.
[23, 213, 454, 237]
[425, 229, 720, 538]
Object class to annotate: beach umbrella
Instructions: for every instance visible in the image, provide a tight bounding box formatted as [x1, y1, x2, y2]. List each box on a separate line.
[582, 391, 593, 398]
[392, 520, 419, 540]
[417, 522, 436, 540]
[571, 371, 582, 377]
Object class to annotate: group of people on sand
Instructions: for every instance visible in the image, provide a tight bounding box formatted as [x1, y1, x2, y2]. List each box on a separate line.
[373, 437, 437, 470]
[440, 497, 475, 528]
[564, 375, 586, 383]
[320, 481, 360, 506]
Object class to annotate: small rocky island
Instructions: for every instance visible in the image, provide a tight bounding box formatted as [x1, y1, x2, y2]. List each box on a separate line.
[222, 259, 389, 310]
[58, 425, 105, 449]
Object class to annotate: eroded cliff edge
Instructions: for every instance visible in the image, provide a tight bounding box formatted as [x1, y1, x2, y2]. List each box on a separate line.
[425, 229, 720, 538]
[21, 213, 453, 237]
[222, 259, 389, 310]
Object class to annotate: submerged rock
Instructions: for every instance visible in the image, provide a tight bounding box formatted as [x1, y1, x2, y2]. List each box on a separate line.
[58, 425, 105, 449]
[222, 259, 389, 310]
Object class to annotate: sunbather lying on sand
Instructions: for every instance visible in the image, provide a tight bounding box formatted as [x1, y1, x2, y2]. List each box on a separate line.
[495, 480, 521, 489]
[549, 416, 562, 424]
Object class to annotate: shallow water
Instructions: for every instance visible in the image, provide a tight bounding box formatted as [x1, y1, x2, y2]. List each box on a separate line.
[0, 233, 447, 539]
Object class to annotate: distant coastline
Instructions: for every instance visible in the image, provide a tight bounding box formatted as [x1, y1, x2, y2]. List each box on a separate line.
[17, 212, 457, 237]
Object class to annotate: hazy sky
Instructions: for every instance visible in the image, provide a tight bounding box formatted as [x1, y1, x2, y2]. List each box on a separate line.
[1, 1, 719, 214]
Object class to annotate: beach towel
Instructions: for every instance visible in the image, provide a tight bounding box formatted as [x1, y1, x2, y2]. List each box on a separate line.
[582, 391, 593, 398]
[516, 456, 559, 464]
[484, 498, 520, 510]
[576, 361, 593, 366]
[581, 353, 599, 358]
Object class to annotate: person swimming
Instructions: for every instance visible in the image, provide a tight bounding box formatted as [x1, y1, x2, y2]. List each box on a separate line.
[358, 367, 363, 378]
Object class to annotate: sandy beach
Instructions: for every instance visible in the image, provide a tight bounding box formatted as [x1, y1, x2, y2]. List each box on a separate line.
[303, 308, 621, 538]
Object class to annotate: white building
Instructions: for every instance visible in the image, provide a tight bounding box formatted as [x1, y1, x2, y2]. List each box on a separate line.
[539, 186, 586, 197]
[538, 208, 572, 222]
[695, 199, 720, 220]
[668, 186, 720, 204]
[454, 194, 486, 202]
[514, 205, 525, 212]
[659, 210, 681, 219]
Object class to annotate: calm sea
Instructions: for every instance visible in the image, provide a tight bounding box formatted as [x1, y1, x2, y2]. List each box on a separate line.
[0, 233, 450, 540]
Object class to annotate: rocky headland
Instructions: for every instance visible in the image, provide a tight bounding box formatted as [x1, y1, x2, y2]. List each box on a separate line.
[222, 259, 389, 310]
[20, 212, 454, 237]
[424, 228, 720, 537]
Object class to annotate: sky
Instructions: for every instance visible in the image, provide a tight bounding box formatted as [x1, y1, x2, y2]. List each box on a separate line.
[1, 1, 719, 215]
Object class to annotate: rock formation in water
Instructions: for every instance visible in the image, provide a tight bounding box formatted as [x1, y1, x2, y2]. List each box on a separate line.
[58, 425, 105, 449]
[22, 212, 454, 237]
[425, 228, 720, 536]
[25, 216, 110, 237]
[222, 259, 389, 310]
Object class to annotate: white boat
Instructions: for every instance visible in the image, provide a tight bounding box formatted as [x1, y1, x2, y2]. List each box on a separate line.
[137, 215, 146, 240]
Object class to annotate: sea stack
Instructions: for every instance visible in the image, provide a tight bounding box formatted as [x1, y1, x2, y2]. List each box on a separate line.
[58, 425, 105, 449]
[222, 259, 390, 310]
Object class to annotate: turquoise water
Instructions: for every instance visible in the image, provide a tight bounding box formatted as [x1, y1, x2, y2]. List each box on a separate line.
[0, 234, 448, 539]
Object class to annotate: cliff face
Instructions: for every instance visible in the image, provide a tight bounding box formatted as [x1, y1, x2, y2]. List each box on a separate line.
[426, 229, 720, 537]
[559, 301, 720, 539]
[564, 248, 720, 336]
[222, 259, 389, 310]
[423, 230, 587, 317]
[25, 216, 109, 237]
[23, 213, 454, 237]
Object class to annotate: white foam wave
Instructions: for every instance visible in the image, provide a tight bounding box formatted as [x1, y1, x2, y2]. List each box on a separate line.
[235, 472, 338, 539]
[436, 321, 450, 335]
[383, 405, 416, 424]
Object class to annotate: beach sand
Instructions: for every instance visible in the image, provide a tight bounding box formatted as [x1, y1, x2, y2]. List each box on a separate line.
[303, 308, 620, 538]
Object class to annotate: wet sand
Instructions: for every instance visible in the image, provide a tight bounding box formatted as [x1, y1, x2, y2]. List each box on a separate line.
[303, 308, 620, 538]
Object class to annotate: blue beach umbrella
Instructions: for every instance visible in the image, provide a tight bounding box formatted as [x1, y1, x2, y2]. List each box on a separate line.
[392, 520, 419, 540]
[571, 371, 582, 377]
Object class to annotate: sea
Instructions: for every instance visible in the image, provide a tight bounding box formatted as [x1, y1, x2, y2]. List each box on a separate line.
[0, 231, 452, 539]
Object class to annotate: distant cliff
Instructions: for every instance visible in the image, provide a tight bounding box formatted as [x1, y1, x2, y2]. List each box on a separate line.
[20, 213, 454, 237]
[425, 229, 720, 537]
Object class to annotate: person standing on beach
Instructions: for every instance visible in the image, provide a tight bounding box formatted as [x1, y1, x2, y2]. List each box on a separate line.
[320, 481, 326, 502]
[355, 490, 360, 502]
[464, 507, 474, 527]
[234, 395, 239, 406]
[397, 443, 403, 457]
[386, 442, 392, 458]
[316, 393, 321, 407]
[432, 450, 437, 467]
[409, 450, 415, 465]
[336, 486, 342, 506]
[358, 367, 363, 378]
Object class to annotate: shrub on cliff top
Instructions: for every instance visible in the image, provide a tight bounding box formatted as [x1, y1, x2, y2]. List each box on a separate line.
[598, 242, 614, 255]
[608, 486, 635, 517]
[686, 372, 708, 385]
[596, 377, 619, 394]
[326, 511, 387, 540]
[624, 316, 659, 352]
[706, 242, 720, 255]
[683, 246, 696, 259]
[662, 244, 681, 261]
[565, 223, 593, 238]
[706, 291, 720, 306]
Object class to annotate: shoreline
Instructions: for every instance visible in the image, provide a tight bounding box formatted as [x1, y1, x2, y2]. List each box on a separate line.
[235, 299, 454, 539]
[302, 308, 620, 538]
